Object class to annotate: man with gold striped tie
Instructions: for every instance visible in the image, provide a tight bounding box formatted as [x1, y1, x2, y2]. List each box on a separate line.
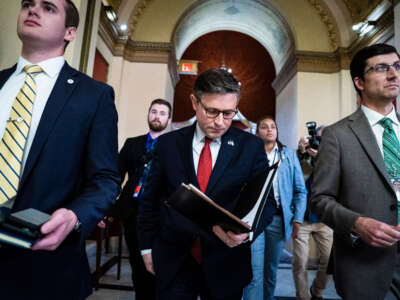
[0, 1, 120, 299]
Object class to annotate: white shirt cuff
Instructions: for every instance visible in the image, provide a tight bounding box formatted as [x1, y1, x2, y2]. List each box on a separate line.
[141, 249, 152, 255]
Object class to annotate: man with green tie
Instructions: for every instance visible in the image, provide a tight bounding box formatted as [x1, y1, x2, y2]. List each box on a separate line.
[312, 43, 400, 300]
[0, 0, 119, 299]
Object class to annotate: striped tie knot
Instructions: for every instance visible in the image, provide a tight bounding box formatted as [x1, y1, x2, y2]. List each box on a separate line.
[379, 117, 393, 131]
[24, 64, 43, 77]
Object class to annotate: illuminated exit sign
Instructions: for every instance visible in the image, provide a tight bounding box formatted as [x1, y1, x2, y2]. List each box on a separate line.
[178, 60, 200, 75]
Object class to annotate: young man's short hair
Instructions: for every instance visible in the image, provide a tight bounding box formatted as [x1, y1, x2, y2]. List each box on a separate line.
[65, 0, 79, 28]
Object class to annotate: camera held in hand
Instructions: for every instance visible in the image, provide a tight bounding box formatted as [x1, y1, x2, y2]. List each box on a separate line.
[306, 121, 321, 150]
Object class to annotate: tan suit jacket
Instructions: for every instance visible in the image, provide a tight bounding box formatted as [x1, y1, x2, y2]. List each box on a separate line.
[311, 108, 398, 300]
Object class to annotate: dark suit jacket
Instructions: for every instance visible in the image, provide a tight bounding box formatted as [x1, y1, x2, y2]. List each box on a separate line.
[114, 134, 147, 220]
[137, 123, 268, 298]
[0, 62, 120, 300]
[311, 108, 398, 300]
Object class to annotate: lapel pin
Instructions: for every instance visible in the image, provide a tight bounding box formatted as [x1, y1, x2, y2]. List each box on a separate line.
[67, 79, 74, 84]
[227, 140, 235, 146]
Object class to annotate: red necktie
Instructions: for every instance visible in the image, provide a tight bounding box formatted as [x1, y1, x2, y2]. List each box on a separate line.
[191, 137, 212, 264]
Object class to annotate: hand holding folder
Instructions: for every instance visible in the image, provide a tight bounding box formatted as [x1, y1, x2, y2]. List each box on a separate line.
[166, 161, 280, 238]
[0, 208, 51, 249]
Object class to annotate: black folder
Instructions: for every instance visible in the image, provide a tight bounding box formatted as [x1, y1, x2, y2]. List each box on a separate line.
[0, 208, 51, 249]
[166, 161, 279, 234]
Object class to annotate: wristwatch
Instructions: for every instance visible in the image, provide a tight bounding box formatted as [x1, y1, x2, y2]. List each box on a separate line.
[350, 232, 361, 247]
[73, 219, 82, 232]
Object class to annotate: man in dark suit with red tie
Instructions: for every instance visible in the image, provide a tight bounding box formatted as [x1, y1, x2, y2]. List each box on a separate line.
[137, 68, 268, 300]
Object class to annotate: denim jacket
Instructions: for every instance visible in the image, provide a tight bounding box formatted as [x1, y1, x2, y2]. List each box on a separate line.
[275, 146, 307, 240]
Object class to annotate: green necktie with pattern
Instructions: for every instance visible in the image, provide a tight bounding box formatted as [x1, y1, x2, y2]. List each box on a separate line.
[379, 117, 400, 224]
[0, 64, 43, 204]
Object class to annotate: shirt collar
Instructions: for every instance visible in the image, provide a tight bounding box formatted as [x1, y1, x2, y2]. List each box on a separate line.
[194, 123, 221, 145]
[16, 56, 65, 78]
[266, 143, 279, 154]
[147, 132, 157, 143]
[361, 105, 400, 127]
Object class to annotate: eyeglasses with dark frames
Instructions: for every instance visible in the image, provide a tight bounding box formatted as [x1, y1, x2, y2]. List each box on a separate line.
[197, 100, 237, 120]
[364, 61, 400, 74]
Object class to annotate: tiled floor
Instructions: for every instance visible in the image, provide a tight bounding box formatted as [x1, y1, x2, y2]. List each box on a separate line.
[86, 240, 341, 300]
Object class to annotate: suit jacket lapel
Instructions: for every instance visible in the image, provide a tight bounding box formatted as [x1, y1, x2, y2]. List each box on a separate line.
[0, 65, 17, 89]
[20, 63, 80, 187]
[349, 108, 394, 192]
[206, 128, 237, 193]
[179, 123, 198, 187]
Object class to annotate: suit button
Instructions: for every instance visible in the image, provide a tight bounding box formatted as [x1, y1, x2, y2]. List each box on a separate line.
[390, 204, 396, 211]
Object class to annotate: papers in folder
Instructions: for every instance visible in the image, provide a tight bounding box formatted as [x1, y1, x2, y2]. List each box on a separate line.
[166, 161, 280, 234]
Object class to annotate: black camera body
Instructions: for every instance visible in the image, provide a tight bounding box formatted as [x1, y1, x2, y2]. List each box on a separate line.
[306, 121, 321, 150]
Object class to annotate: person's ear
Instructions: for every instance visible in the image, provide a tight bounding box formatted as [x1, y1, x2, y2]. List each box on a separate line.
[64, 26, 77, 43]
[190, 94, 198, 112]
[353, 77, 365, 93]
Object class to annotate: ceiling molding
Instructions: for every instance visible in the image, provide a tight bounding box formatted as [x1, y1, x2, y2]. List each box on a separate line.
[98, 0, 393, 75]
[306, 0, 339, 50]
[128, 0, 153, 40]
[347, 6, 394, 57]
[296, 49, 351, 73]
[123, 40, 171, 63]
[98, 8, 126, 57]
[107, 0, 122, 13]
[342, 0, 383, 23]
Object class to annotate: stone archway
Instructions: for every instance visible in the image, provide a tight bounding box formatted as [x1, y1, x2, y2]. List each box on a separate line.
[169, 0, 299, 146]
[171, 0, 296, 74]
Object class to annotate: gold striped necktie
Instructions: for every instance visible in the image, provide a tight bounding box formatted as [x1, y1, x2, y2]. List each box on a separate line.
[0, 64, 43, 204]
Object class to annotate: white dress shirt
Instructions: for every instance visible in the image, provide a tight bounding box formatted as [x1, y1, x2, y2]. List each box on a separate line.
[361, 105, 400, 156]
[0, 56, 65, 173]
[192, 123, 221, 172]
[266, 143, 281, 207]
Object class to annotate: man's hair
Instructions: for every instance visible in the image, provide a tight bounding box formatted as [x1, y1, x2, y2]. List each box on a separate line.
[149, 98, 172, 118]
[350, 43, 400, 96]
[193, 68, 241, 101]
[65, 0, 79, 28]
[63, 0, 79, 50]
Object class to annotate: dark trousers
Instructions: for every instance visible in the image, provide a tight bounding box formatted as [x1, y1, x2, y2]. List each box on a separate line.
[157, 255, 243, 300]
[124, 214, 156, 300]
[385, 253, 400, 300]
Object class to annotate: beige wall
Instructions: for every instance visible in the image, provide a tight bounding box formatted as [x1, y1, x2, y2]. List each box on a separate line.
[273, 0, 332, 52]
[117, 61, 174, 147]
[0, 1, 21, 70]
[133, 0, 193, 42]
[276, 74, 298, 149]
[275, 71, 357, 150]
[297, 72, 340, 137]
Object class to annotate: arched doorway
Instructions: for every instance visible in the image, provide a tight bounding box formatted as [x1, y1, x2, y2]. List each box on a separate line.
[173, 30, 276, 131]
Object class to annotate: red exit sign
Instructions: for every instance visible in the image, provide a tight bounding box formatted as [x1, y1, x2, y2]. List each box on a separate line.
[179, 60, 199, 75]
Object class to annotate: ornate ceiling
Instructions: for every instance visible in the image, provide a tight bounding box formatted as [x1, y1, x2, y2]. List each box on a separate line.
[343, 0, 384, 22]
[98, 0, 394, 78]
